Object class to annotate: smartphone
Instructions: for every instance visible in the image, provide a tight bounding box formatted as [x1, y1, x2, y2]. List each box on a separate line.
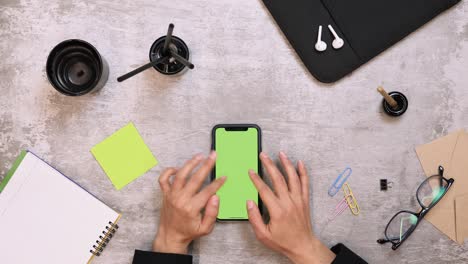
[211, 124, 262, 221]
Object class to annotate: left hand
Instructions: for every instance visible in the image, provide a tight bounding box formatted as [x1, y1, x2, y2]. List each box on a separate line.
[153, 151, 227, 254]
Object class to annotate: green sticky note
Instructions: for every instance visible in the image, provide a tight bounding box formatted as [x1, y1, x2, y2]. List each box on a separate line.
[91, 122, 158, 190]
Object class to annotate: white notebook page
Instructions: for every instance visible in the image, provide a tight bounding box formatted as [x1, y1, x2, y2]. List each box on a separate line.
[0, 152, 120, 264]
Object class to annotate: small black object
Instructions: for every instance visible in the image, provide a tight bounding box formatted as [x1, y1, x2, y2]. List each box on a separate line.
[117, 56, 169, 82]
[380, 179, 393, 191]
[149, 34, 191, 75]
[162, 23, 175, 55]
[170, 50, 194, 69]
[382, 91, 408, 117]
[117, 24, 192, 82]
[438, 165, 444, 176]
[377, 238, 387, 244]
[46, 39, 109, 96]
[90, 220, 118, 257]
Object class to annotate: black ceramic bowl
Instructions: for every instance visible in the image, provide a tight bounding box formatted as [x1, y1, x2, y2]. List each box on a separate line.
[149, 36, 190, 75]
[382, 91, 408, 117]
[46, 39, 108, 96]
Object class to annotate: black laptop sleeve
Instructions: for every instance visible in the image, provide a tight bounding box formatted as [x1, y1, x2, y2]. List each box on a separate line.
[262, 0, 461, 83]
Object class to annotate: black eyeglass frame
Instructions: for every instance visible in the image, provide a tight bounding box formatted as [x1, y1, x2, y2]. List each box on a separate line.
[377, 166, 454, 250]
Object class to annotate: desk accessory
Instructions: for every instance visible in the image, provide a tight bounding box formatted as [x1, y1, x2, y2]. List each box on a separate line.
[416, 129, 468, 244]
[328, 167, 352, 197]
[211, 124, 262, 221]
[320, 195, 351, 236]
[0, 151, 121, 263]
[380, 179, 393, 191]
[262, 0, 461, 83]
[315, 25, 327, 52]
[117, 23, 193, 82]
[328, 25, 344, 50]
[116, 56, 169, 83]
[455, 194, 468, 245]
[327, 196, 349, 222]
[342, 183, 360, 216]
[91, 122, 158, 190]
[322, 177, 359, 235]
[323, 183, 360, 233]
[377, 86, 408, 117]
[377, 166, 454, 250]
[46, 39, 109, 96]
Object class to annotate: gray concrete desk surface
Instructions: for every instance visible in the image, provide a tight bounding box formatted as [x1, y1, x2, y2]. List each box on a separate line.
[1, 0, 468, 263]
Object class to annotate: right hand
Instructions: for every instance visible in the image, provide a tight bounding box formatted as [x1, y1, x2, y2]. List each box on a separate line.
[246, 152, 335, 264]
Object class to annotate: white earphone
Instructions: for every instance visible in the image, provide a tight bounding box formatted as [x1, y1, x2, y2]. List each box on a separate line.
[315, 25, 327, 52]
[328, 25, 344, 50]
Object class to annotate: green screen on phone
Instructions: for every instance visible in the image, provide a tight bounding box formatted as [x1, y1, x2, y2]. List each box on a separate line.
[215, 127, 259, 220]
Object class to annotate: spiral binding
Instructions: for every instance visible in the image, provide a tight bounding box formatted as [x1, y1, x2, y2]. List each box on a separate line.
[90, 221, 119, 256]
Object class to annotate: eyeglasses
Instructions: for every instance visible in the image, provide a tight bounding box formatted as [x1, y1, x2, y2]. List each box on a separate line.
[377, 166, 454, 250]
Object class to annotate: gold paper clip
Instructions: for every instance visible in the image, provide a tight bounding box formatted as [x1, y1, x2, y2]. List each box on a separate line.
[342, 183, 360, 216]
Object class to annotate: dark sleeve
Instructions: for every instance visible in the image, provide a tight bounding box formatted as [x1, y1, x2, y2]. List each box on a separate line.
[331, 243, 368, 264]
[132, 250, 192, 264]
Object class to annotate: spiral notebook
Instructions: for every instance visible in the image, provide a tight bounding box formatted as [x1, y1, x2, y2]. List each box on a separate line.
[0, 151, 121, 264]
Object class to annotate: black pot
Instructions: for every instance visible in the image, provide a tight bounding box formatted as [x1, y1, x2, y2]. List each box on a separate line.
[46, 39, 109, 96]
[149, 36, 190, 75]
[382, 91, 408, 117]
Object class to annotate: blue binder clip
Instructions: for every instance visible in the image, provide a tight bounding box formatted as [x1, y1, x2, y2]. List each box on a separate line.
[328, 167, 352, 197]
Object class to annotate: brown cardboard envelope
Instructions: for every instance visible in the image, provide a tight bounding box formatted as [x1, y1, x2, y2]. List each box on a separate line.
[455, 194, 468, 244]
[415, 130, 468, 244]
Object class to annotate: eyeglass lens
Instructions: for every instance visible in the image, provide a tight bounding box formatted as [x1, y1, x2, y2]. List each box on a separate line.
[386, 212, 418, 243]
[417, 176, 448, 208]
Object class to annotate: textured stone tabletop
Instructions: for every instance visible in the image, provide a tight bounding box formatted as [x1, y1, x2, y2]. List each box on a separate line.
[1, 0, 468, 263]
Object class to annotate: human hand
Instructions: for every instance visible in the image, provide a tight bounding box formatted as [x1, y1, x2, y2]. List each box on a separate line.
[247, 152, 335, 264]
[153, 151, 226, 254]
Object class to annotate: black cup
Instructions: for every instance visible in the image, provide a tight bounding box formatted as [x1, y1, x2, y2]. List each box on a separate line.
[382, 91, 408, 117]
[149, 36, 190, 75]
[46, 39, 109, 96]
